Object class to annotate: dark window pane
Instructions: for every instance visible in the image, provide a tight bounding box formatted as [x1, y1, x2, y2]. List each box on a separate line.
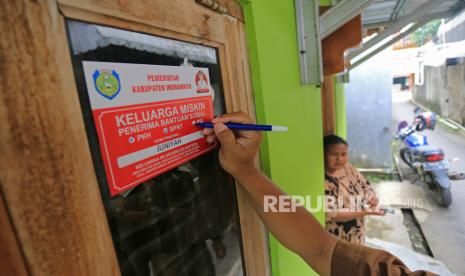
[66, 20, 244, 276]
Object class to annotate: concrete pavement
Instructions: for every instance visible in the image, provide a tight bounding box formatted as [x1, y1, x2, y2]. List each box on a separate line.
[365, 180, 453, 275]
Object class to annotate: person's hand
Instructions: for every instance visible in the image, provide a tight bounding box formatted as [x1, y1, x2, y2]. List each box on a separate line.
[202, 112, 262, 180]
[366, 191, 379, 208]
[364, 208, 386, 216]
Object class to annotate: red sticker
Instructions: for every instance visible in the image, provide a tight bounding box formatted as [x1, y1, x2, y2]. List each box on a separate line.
[83, 62, 215, 196]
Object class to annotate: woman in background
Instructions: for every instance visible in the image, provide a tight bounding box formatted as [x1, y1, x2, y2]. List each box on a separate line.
[324, 135, 385, 244]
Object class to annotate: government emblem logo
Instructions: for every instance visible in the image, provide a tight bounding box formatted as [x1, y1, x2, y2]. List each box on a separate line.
[195, 70, 209, 93]
[93, 69, 121, 100]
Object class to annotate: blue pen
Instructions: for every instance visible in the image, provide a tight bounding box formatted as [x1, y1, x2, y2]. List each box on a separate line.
[195, 122, 288, 132]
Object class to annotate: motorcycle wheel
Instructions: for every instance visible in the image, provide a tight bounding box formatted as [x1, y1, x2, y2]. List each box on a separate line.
[437, 187, 452, 207]
[426, 173, 452, 207]
[400, 148, 415, 169]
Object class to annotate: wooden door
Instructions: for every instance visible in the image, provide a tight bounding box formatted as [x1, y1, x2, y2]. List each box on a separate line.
[0, 1, 269, 275]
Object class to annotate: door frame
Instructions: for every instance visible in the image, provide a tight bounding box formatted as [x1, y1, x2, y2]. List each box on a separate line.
[0, 0, 269, 275]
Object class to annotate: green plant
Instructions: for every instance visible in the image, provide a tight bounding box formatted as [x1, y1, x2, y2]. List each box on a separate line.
[410, 19, 442, 46]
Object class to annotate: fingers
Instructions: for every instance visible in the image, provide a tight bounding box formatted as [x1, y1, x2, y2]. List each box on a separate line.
[213, 123, 236, 147]
[206, 135, 215, 144]
[368, 198, 379, 207]
[372, 208, 386, 216]
[202, 127, 216, 144]
[202, 128, 214, 136]
[212, 111, 255, 124]
[236, 131, 262, 148]
[212, 112, 261, 140]
[366, 193, 379, 207]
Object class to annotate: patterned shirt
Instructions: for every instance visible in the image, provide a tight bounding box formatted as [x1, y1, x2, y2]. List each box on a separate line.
[325, 163, 375, 244]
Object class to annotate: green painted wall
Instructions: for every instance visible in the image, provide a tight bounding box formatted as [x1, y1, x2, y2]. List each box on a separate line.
[240, 1, 330, 275]
[334, 80, 347, 139]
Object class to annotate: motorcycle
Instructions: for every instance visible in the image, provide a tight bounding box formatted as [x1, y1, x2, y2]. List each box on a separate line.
[396, 111, 452, 207]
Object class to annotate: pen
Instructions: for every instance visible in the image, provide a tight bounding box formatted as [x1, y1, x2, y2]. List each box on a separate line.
[195, 122, 288, 132]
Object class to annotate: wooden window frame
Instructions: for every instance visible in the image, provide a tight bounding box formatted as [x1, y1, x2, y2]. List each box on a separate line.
[0, 0, 270, 275]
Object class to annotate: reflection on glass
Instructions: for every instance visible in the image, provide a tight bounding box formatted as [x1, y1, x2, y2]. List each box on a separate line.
[66, 20, 244, 276]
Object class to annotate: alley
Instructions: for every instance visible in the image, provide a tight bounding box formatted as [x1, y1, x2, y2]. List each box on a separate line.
[392, 92, 465, 275]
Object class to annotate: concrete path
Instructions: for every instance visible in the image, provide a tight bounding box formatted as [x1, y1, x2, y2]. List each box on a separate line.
[366, 180, 453, 275]
[390, 92, 465, 275]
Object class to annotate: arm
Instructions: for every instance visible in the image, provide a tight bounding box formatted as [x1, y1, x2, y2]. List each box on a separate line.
[203, 112, 338, 276]
[237, 170, 337, 276]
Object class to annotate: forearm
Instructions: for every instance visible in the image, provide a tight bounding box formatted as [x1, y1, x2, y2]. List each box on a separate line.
[236, 170, 337, 276]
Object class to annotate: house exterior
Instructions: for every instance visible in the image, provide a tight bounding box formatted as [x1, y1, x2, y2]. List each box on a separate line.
[413, 9, 465, 127]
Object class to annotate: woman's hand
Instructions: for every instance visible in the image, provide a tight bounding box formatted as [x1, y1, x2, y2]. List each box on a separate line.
[365, 191, 379, 208]
[363, 192, 385, 217]
[364, 209, 386, 216]
[202, 112, 262, 181]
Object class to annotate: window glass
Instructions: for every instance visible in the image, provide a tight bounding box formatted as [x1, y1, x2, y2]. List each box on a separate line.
[67, 20, 244, 276]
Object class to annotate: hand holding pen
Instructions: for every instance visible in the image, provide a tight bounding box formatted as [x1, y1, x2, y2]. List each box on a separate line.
[199, 112, 266, 179]
[196, 121, 288, 132]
